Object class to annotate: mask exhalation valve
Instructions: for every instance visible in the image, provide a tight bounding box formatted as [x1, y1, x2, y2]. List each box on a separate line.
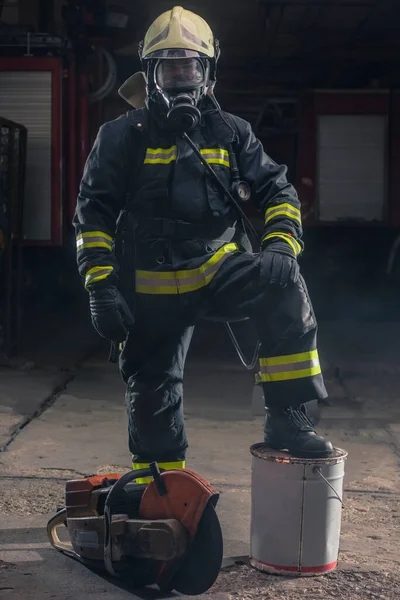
[166, 94, 201, 134]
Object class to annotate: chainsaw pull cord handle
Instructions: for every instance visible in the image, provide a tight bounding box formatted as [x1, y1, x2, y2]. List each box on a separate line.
[103, 465, 165, 576]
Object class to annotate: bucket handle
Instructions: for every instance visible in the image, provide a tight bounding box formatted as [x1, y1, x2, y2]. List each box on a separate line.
[312, 467, 345, 508]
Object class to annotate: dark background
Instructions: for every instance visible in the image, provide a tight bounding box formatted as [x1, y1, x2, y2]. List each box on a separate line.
[1, 0, 400, 363]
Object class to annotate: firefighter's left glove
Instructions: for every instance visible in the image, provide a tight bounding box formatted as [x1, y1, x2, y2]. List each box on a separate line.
[260, 241, 300, 288]
[88, 285, 134, 342]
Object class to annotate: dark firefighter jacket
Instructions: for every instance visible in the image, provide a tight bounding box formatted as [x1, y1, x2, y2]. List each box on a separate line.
[73, 105, 303, 297]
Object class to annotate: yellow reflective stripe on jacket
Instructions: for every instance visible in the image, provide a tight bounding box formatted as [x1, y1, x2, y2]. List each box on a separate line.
[132, 461, 185, 485]
[259, 350, 321, 382]
[265, 203, 302, 225]
[200, 147, 230, 168]
[263, 232, 302, 256]
[144, 145, 177, 164]
[136, 243, 238, 295]
[85, 265, 113, 289]
[76, 231, 113, 252]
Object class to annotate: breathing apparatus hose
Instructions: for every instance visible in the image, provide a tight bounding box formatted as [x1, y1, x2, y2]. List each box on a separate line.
[181, 132, 262, 370]
[185, 118, 306, 375]
[181, 132, 260, 247]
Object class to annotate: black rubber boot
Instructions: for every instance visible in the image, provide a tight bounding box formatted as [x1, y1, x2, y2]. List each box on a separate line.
[264, 404, 333, 458]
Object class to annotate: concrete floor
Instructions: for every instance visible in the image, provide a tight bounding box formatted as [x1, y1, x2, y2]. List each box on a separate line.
[1, 317, 400, 599]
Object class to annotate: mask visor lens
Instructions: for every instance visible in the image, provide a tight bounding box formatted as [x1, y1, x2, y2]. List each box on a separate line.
[156, 58, 205, 91]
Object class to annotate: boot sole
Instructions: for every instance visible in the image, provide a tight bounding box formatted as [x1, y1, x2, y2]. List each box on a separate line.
[264, 443, 334, 459]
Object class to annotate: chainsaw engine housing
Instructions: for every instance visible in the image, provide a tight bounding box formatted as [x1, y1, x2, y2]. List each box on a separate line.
[47, 465, 223, 595]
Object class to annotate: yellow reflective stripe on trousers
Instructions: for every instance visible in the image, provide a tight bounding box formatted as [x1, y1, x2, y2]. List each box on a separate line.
[76, 231, 113, 252]
[144, 145, 177, 164]
[263, 232, 302, 256]
[136, 243, 238, 295]
[259, 350, 321, 382]
[265, 203, 302, 225]
[85, 265, 113, 289]
[200, 148, 230, 168]
[132, 461, 185, 484]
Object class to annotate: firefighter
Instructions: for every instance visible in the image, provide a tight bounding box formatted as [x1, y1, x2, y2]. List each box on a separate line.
[73, 6, 333, 482]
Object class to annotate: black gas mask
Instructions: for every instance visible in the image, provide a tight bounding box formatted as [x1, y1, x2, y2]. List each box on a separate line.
[147, 53, 210, 134]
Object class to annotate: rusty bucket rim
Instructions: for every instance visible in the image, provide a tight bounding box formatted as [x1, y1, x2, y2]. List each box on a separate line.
[250, 443, 348, 465]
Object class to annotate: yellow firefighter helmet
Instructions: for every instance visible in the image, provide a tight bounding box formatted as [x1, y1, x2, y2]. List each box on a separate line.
[141, 6, 215, 59]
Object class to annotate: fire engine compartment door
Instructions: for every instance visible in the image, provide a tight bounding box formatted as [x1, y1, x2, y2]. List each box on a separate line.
[317, 114, 386, 222]
[0, 70, 55, 242]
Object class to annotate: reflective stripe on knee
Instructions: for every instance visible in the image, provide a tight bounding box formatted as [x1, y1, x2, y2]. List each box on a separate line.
[132, 460, 186, 484]
[259, 350, 321, 382]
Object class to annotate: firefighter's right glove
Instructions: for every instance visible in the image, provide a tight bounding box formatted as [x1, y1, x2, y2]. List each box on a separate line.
[88, 285, 134, 342]
[260, 240, 300, 288]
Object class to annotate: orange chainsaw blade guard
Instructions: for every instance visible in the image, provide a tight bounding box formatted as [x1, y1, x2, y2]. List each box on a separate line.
[138, 469, 219, 539]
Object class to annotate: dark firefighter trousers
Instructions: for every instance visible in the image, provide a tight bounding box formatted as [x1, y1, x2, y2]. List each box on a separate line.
[119, 248, 327, 463]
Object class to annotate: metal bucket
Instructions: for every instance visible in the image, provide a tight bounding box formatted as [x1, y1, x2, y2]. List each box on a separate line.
[250, 444, 348, 576]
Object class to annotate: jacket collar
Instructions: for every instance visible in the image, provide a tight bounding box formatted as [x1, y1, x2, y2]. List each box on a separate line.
[126, 108, 149, 132]
[125, 104, 235, 144]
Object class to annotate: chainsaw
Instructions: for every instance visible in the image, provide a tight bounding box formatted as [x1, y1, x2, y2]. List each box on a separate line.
[47, 462, 223, 595]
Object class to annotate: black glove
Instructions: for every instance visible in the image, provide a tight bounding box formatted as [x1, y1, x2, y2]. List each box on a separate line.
[88, 285, 134, 342]
[260, 241, 300, 287]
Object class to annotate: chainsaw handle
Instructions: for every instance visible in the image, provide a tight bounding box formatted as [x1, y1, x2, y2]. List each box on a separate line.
[104, 467, 156, 576]
[47, 508, 79, 559]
